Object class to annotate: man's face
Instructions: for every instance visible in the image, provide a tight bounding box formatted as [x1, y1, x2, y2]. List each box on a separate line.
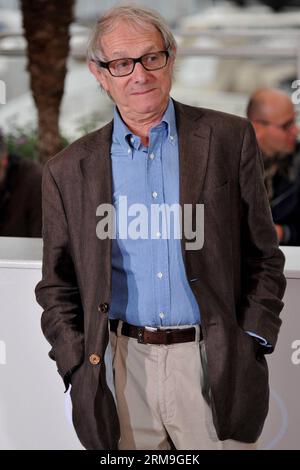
[89, 21, 175, 118]
[255, 99, 299, 157]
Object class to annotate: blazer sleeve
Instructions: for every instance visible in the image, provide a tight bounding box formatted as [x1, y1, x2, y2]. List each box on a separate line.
[35, 162, 84, 389]
[238, 121, 286, 350]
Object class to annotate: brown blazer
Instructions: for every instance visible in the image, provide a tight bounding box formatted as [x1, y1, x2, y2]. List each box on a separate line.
[35, 100, 286, 450]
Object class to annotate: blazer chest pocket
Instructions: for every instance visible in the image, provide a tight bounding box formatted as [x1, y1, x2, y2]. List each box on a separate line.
[202, 180, 229, 201]
[201, 181, 230, 216]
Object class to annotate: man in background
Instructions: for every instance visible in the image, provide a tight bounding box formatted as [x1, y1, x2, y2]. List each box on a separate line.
[0, 134, 42, 237]
[247, 88, 300, 245]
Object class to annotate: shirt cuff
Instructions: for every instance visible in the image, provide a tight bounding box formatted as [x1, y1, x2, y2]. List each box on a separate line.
[245, 330, 273, 348]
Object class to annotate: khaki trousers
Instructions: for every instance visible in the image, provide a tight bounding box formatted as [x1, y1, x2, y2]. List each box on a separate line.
[110, 323, 257, 450]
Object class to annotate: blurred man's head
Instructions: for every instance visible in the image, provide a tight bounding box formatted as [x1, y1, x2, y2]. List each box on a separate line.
[0, 134, 8, 185]
[247, 88, 298, 158]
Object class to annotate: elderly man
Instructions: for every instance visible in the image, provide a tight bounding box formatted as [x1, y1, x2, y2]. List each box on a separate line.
[247, 88, 300, 245]
[36, 6, 286, 450]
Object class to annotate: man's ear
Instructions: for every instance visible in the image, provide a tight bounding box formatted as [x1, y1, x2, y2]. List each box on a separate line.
[88, 61, 108, 91]
[252, 121, 264, 141]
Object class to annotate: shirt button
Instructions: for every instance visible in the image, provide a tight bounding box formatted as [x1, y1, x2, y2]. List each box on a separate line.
[159, 312, 165, 319]
[170, 135, 174, 141]
[152, 191, 158, 199]
[149, 153, 155, 160]
[89, 354, 101, 365]
[157, 272, 163, 279]
[130, 137, 134, 144]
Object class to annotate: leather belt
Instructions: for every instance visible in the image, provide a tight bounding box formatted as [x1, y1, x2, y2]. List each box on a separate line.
[110, 320, 202, 345]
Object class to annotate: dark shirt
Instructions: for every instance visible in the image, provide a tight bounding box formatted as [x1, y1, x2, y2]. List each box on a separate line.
[0, 154, 42, 237]
[264, 144, 300, 246]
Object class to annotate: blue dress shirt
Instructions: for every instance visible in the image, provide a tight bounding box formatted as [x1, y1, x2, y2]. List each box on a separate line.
[109, 99, 201, 327]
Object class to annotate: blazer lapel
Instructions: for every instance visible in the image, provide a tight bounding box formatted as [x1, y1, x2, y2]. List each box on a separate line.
[173, 100, 211, 258]
[174, 100, 211, 206]
[80, 104, 211, 224]
[79, 121, 113, 304]
[79, 121, 113, 210]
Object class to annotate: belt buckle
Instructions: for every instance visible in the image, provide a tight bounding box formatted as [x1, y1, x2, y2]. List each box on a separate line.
[137, 327, 145, 344]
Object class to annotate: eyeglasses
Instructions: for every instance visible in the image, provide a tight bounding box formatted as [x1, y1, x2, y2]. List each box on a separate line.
[255, 117, 297, 132]
[94, 50, 170, 77]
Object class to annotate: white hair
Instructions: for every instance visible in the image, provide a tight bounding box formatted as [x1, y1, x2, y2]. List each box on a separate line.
[87, 4, 177, 62]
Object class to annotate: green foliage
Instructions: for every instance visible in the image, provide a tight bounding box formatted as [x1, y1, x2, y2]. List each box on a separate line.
[75, 111, 107, 136]
[1, 123, 69, 161]
[1, 110, 109, 161]
[4, 124, 39, 161]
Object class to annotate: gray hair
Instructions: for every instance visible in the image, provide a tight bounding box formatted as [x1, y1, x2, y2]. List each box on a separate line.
[87, 4, 177, 63]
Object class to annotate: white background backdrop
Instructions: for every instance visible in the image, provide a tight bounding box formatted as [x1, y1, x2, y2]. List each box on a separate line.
[0, 238, 299, 450]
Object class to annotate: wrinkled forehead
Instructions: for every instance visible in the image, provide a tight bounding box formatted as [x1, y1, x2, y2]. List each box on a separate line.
[99, 19, 164, 57]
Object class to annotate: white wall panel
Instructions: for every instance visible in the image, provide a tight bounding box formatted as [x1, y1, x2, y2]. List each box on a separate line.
[0, 238, 299, 449]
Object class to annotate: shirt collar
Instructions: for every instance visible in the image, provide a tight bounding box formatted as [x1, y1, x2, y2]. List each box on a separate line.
[159, 98, 176, 142]
[112, 98, 177, 155]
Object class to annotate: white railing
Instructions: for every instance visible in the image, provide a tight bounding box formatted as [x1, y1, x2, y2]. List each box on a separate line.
[1, 27, 300, 77]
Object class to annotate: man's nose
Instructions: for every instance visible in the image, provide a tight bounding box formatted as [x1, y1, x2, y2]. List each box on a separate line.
[131, 62, 149, 82]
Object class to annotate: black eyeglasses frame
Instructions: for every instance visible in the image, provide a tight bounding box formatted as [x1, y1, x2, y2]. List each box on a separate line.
[94, 50, 170, 77]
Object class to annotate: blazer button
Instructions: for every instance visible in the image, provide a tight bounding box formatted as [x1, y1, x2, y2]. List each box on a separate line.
[98, 302, 109, 314]
[89, 354, 101, 365]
